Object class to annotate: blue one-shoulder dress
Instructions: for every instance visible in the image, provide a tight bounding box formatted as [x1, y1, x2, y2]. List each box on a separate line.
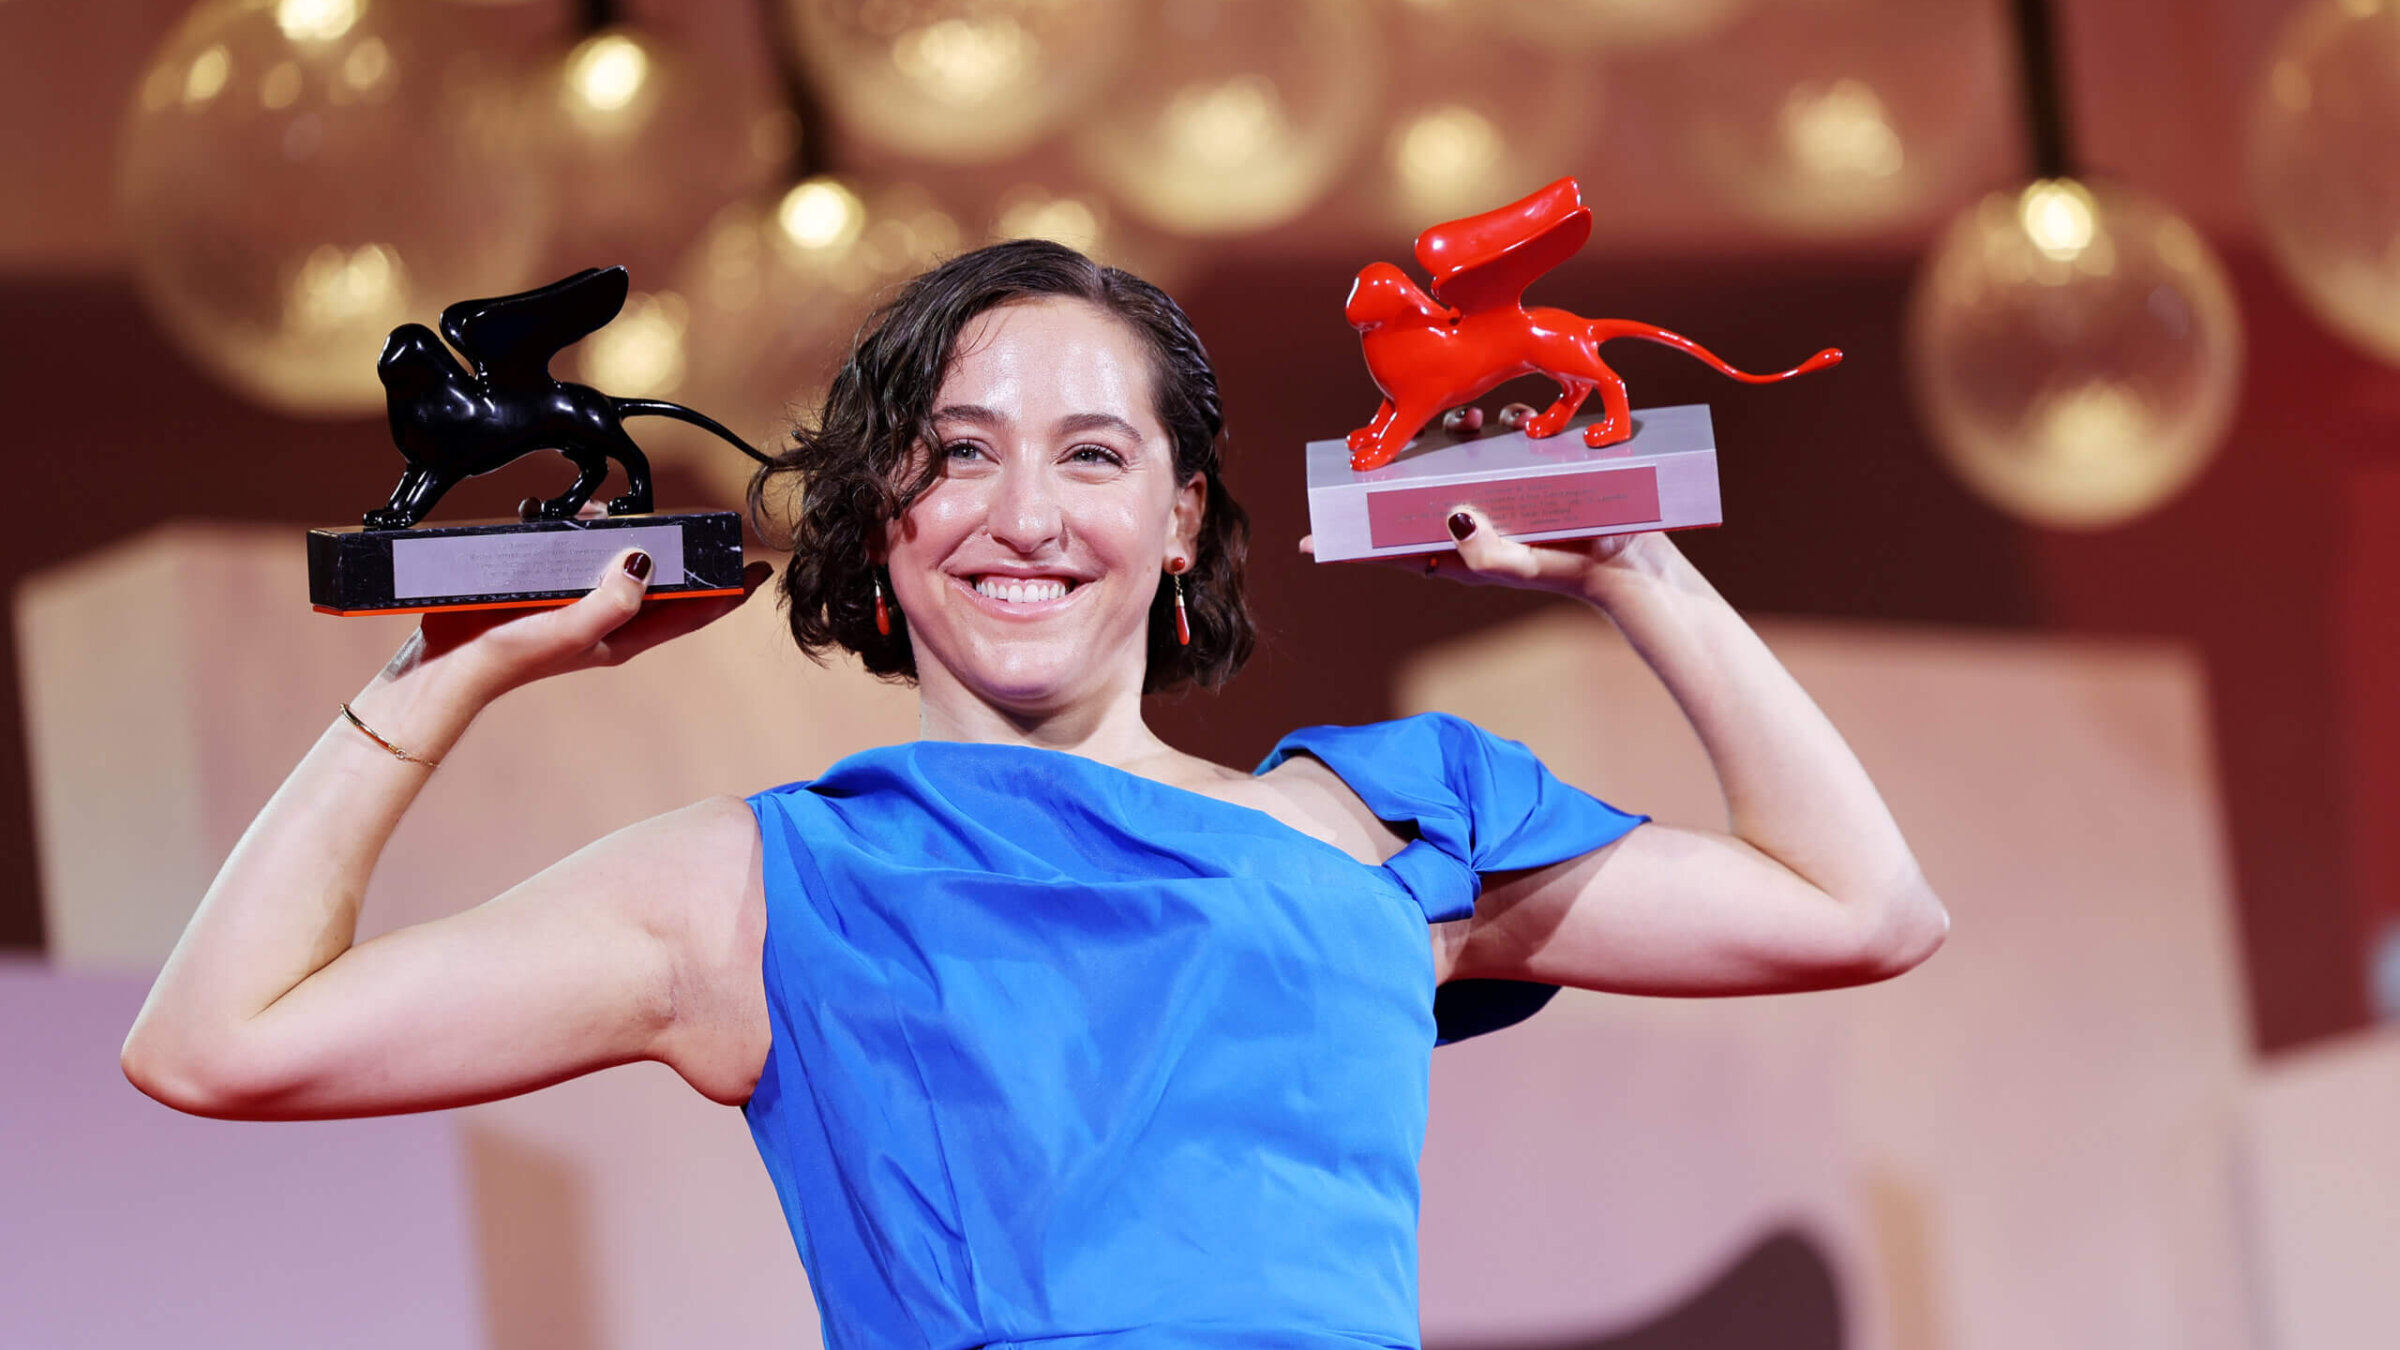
[743, 713, 1646, 1350]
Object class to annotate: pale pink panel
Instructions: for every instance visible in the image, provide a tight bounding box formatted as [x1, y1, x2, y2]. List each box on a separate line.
[1398, 613, 2253, 1350]
[2243, 1026, 2400, 1350]
[0, 961, 482, 1350]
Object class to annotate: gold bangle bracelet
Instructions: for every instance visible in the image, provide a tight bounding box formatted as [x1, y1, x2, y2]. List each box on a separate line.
[338, 701, 442, 769]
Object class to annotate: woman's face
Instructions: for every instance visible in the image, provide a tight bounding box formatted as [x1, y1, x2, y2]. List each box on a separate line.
[883, 296, 1204, 720]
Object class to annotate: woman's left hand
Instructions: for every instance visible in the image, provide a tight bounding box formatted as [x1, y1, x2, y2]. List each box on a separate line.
[1301, 507, 1659, 603]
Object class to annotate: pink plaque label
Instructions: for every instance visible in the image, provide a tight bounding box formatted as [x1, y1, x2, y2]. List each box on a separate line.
[1365, 466, 1662, 549]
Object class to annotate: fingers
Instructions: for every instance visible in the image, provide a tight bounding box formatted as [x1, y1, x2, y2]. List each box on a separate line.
[1443, 508, 1544, 582]
[1317, 517, 1649, 592]
[600, 592, 741, 661]
[422, 550, 778, 699]
[519, 547, 653, 653]
[583, 547, 657, 628]
[595, 560, 776, 663]
[1299, 532, 1453, 576]
[1438, 508, 1596, 590]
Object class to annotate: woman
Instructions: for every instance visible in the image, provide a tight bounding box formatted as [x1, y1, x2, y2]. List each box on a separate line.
[122, 240, 1945, 1349]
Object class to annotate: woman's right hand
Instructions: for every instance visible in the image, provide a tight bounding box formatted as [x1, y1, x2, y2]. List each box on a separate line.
[400, 550, 776, 706]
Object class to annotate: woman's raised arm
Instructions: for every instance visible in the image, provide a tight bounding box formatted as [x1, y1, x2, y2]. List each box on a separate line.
[121, 551, 774, 1119]
[1427, 519, 1949, 996]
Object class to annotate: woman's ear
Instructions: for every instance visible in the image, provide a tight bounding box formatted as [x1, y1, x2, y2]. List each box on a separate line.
[1170, 472, 1207, 566]
[871, 508, 909, 562]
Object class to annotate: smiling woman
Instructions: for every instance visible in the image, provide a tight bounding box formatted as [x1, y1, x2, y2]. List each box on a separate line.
[761, 241, 1253, 700]
[120, 238, 1945, 1350]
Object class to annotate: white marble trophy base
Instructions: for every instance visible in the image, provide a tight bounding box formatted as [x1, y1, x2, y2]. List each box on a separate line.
[1305, 403, 1719, 563]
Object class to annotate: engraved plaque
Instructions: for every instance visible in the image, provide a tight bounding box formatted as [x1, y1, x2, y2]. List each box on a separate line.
[308, 512, 743, 616]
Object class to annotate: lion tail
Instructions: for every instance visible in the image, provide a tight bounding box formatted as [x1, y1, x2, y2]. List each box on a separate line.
[1591, 321, 1842, 384]
[614, 398, 777, 465]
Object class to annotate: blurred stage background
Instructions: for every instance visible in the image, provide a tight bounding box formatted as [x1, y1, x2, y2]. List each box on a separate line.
[1, 0, 2397, 1347]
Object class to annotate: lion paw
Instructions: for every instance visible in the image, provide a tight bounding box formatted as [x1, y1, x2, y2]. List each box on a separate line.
[1583, 419, 1630, 449]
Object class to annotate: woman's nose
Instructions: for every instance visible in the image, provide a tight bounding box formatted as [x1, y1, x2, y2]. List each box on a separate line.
[986, 464, 1064, 553]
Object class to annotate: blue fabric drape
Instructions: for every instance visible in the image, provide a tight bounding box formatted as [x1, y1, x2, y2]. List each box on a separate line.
[743, 714, 1645, 1350]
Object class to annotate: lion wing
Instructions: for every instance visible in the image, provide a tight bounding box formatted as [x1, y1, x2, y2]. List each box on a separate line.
[440, 266, 630, 392]
[1413, 177, 1592, 316]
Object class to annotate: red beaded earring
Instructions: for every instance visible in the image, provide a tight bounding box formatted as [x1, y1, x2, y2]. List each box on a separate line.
[1167, 559, 1191, 647]
[873, 572, 892, 637]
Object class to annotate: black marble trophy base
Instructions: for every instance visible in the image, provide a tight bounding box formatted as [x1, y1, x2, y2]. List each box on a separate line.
[307, 511, 745, 616]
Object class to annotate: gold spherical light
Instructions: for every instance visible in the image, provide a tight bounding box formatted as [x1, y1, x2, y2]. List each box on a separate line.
[535, 27, 784, 284]
[571, 287, 690, 399]
[1376, 8, 1595, 228]
[664, 175, 965, 499]
[1074, 0, 1380, 236]
[1907, 179, 2245, 529]
[118, 0, 549, 417]
[2246, 0, 2400, 366]
[985, 185, 1191, 289]
[785, 0, 1133, 164]
[1669, 0, 2006, 236]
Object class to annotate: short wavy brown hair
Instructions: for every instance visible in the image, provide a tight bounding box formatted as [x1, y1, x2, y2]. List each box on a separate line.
[747, 239, 1254, 694]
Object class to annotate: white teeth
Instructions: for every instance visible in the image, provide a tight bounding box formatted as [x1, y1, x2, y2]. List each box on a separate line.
[974, 576, 1070, 604]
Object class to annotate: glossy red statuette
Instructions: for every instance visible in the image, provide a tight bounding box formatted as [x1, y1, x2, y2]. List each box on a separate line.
[1342, 177, 1843, 471]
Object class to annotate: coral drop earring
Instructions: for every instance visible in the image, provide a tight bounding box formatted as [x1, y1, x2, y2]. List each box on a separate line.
[873, 573, 892, 637]
[1169, 564, 1191, 647]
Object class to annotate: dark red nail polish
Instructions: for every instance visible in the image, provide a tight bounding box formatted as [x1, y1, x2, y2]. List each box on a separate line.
[624, 551, 652, 580]
[1447, 512, 1475, 541]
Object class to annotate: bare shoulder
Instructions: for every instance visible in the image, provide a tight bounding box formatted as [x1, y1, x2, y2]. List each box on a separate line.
[1224, 752, 1409, 868]
[612, 795, 770, 1105]
[639, 793, 765, 875]
[1253, 753, 1386, 840]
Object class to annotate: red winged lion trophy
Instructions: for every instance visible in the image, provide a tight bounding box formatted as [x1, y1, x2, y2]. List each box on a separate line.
[1343, 177, 1843, 471]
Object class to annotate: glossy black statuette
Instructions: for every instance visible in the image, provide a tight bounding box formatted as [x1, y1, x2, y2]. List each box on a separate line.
[308, 265, 763, 617]
[369, 265, 770, 529]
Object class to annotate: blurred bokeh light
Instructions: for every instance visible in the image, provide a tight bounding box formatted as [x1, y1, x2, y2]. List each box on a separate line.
[2246, 0, 2400, 367]
[785, 0, 1134, 164]
[1376, 5, 1594, 227]
[664, 174, 965, 498]
[1907, 178, 2244, 529]
[572, 286, 689, 399]
[117, 0, 548, 417]
[1474, 0, 1752, 55]
[1667, 0, 2005, 236]
[534, 25, 785, 284]
[1075, 0, 1381, 236]
[987, 183, 1188, 286]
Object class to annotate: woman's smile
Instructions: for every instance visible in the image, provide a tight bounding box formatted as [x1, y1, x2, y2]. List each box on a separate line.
[961, 571, 1083, 611]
